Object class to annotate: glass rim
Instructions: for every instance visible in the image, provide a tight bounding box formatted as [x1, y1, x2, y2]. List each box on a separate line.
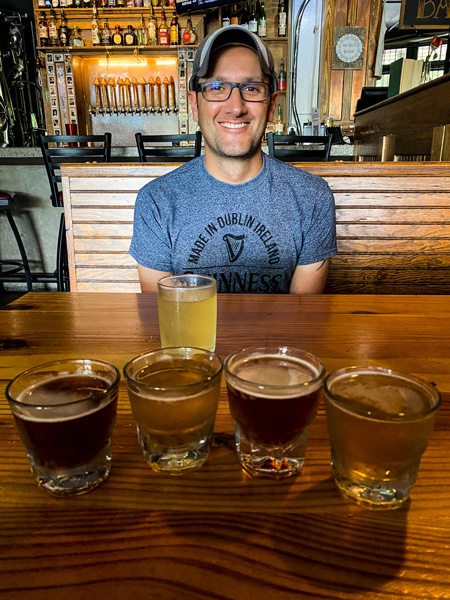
[123, 346, 223, 392]
[157, 273, 216, 290]
[323, 365, 442, 421]
[224, 345, 326, 391]
[5, 358, 121, 409]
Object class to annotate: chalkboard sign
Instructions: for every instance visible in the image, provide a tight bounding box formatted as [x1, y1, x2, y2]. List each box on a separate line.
[400, 0, 450, 29]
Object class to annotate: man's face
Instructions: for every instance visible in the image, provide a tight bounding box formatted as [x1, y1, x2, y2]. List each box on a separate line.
[188, 46, 277, 161]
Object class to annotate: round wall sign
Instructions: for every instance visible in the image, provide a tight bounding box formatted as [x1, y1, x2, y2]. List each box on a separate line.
[335, 34, 363, 64]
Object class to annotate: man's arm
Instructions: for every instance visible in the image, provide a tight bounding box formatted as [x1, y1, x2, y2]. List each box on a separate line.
[289, 259, 330, 295]
[137, 264, 173, 292]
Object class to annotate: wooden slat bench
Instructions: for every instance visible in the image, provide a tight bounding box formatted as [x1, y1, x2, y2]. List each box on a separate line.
[61, 162, 450, 294]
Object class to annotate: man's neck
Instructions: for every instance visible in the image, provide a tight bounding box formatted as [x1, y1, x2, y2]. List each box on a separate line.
[203, 150, 264, 184]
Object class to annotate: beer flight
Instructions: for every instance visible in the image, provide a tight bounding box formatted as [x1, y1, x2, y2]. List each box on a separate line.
[6, 274, 441, 510]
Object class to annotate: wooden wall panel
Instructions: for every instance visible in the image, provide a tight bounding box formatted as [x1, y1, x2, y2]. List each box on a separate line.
[321, 0, 384, 128]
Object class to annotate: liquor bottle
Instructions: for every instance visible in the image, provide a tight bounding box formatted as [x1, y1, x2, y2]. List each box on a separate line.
[221, 4, 230, 27]
[100, 0, 108, 7]
[83, 0, 91, 7]
[48, 10, 59, 46]
[257, 0, 266, 37]
[230, 4, 239, 25]
[52, 0, 59, 8]
[275, 104, 284, 135]
[151, 0, 159, 7]
[248, 2, 257, 33]
[277, 59, 286, 90]
[101, 19, 112, 45]
[158, 9, 169, 45]
[117, 0, 125, 6]
[39, 0, 46, 7]
[241, 3, 249, 29]
[183, 13, 195, 44]
[59, 9, 69, 46]
[108, 0, 116, 6]
[74, 0, 82, 7]
[91, 4, 101, 45]
[124, 24, 137, 45]
[38, 12, 49, 47]
[60, 0, 67, 7]
[69, 24, 85, 46]
[137, 16, 148, 44]
[112, 25, 123, 45]
[277, 0, 287, 37]
[147, 6, 157, 45]
[169, 13, 179, 45]
[66, 0, 74, 7]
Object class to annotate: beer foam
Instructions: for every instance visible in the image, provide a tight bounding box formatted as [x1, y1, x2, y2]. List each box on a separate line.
[15, 375, 112, 423]
[329, 372, 433, 419]
[230, 355, 321, 399]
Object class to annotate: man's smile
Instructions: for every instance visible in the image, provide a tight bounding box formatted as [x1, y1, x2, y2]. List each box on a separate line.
[220, 122, 249, 129]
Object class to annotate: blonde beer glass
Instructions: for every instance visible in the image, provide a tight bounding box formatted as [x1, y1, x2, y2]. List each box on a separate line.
[6, 359, 120, 496]
[224, 346, 326, 478]
[124, 347, 223, 474]
[324, 366, 441, 509]
[157, 274, 217, 352]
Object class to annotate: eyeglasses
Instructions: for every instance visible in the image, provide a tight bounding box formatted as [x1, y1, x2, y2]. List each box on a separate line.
[196, 81, 271, 102]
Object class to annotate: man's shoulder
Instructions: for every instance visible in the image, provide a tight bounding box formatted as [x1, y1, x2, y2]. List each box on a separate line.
[139, 157, 203, 195]
[264, 154, 331, 192]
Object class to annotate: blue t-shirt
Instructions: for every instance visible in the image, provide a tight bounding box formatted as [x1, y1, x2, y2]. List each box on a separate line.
[130, 154, 337, 293]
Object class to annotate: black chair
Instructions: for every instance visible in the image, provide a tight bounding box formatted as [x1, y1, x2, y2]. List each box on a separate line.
[267, 132, 332, 162]
[39, 133, 112, 291]
[0, 192, 33, 292]
[135, 132, 202, 162]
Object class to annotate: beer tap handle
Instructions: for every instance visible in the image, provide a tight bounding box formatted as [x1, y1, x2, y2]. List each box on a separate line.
[100, 78, 110, 115]
[93, 76, 102, 115]
[131, 78, 140, 114]
[148, 78, 155, 114]
[169, 76, 178, 113]
[125, 77, 132, 114]
[155, 77, 163, 114]
[138, 77, 147, 114]
[108, 76, 118, 115]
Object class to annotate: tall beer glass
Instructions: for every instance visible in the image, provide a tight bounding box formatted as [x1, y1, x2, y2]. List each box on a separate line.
[225, 346, 326, 478]
[124, 347, 222, 474]
[157, 274, 217, 352]
[6, 359, 120, 496]
[324, 366, 441, 509]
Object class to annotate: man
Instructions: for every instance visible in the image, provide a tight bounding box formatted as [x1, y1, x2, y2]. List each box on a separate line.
[130, 26, 336, 294]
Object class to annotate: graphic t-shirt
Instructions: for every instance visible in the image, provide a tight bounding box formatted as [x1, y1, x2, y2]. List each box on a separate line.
[130, 154, 337, 294]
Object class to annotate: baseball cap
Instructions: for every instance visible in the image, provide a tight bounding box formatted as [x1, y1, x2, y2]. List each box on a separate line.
[189, 25, 278, 93]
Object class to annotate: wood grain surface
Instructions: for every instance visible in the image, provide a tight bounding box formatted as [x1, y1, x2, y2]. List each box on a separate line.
[1, 293, 450, 599]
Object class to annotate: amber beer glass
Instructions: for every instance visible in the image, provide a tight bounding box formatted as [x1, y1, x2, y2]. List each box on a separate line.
[6, 359, 120, 496]
[124, 347, 222, 474]
[224, 346, 326, 478]
[157, 274, 217, 352]
[324, 366, 441, 509]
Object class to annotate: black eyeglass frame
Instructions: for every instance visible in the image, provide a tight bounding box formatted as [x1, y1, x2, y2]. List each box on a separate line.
[195, 81, 272, 102]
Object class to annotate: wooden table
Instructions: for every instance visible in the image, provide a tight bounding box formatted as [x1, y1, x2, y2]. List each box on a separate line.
[1, 292, 450, 600]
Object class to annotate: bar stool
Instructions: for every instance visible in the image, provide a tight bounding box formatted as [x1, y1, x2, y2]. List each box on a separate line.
[0, 192, 33, 292]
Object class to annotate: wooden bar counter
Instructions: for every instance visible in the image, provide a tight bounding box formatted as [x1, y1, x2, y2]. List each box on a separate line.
[354, 74, 450, 161]
[1, 292, 450, 599]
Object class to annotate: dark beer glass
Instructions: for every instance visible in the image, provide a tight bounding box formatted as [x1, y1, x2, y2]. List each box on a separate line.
[6, 359, 120, 496]
[225, 346, 326, 478]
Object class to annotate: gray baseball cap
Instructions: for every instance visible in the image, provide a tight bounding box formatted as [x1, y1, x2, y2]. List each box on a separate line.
[189, 25, 278, 93]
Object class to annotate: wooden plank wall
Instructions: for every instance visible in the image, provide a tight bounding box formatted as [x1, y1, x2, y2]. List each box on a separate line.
[321, 0, 383, 128]
[61, 162, 450, 294]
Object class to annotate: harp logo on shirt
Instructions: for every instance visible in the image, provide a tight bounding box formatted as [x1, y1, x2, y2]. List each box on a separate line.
[223, 233, 245, 263]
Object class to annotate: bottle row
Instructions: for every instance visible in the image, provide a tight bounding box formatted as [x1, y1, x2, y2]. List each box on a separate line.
[221, 0, 287, 38]
[39, 0, 176, 7]
[39, 8, 197, 47]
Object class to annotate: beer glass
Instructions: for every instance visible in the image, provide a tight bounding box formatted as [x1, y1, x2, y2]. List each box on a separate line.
[324, 366, 441, 509]
[224, 346, 326, 478]
[124, 347, 223, 474]
[157, 274, 217, 352]
[6, 359, 120, 496]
